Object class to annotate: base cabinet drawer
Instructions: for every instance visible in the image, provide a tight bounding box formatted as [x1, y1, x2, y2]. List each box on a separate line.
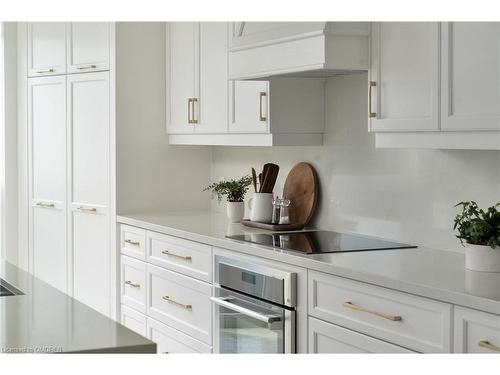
[308, 317, 414, 353]
[147, 231, 212, 282]
[120, 225, 147, 261]
[308, 271, 452, 353]
[454, 306, 500, 353]
[121, 256, 147, 313]
[147, 317, 212, 354]
[121, 305, 147, 337]
[147, 264, 212, 344]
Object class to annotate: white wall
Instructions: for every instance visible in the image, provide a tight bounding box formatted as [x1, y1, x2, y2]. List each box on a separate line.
[211, 73, 500, 252]
[116, 22, 211, 214]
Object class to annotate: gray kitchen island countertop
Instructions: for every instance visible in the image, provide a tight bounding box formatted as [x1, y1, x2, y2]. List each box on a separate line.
[0, 260, 155, 353]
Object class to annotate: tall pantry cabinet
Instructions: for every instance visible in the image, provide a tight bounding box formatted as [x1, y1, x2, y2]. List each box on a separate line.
[25, 23, 116, 317]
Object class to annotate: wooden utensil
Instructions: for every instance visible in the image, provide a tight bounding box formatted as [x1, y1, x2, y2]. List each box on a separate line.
[258, 173, 263, 192]
[260, 164, 279, 193]
[251, 168, 258, 193]
[282, 162, 318, 225]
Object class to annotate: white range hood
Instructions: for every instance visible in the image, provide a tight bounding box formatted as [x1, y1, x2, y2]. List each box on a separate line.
[229, 22, 370, 80]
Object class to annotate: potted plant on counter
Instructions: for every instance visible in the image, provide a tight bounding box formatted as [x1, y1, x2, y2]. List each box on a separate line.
[454, 201, 500, 272]
[204, 176, 252, 223]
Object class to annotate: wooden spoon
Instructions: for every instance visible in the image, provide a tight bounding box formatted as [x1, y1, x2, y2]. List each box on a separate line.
[251, 168, 258, 193]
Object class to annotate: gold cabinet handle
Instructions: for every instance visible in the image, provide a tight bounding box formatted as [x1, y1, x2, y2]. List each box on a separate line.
[259, 91, 267, 122]
[77, 206, 97, 213]
[191, 98, 198, 124]
[36, 202, 55, 208]
[187, 98, 193, 124]
[342, 301, 402, 322]
[162, 295, 192, 310]
[76, 64, 97, 70]
[478, 340, 500, 352]
[125, 239, 141, 246]
[125, 280, 140, 288]
[368, 81, 376, 118]
[36, 68, 55, 74]
[161, 250, 192, 261]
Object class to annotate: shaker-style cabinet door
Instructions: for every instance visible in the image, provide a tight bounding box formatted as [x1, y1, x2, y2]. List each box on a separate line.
[28, 23, 67, 77]
[166, 22, 197, 134]
[67, 22, 110, 74]
[197, 22, 228, 134]
[67, 71, 110, 316]
[441, 22, 500, 131]
[28, 76, 67, 292]
[369, 22, 440, 132]
[229, 80, 269, 133]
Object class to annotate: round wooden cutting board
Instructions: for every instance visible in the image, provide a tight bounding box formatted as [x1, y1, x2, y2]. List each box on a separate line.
[282, 162, 318, 226]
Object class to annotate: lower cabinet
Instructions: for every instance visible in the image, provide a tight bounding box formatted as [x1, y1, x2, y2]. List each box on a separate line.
[454, 306, 500, 353]
[147, 317, 212, 354]
[308, 317, 414, 353]
[121, 305, 147, 337]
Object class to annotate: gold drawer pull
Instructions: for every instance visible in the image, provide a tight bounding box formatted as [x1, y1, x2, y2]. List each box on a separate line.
[162, 295, 192, 310]
[125, 280, 140, 288]
[125, 239, 141, 246]
[191, 98, 198, 124]
[478, 340, 500, 352]
[76, 64, 97, 70]
[36, 68, 54, 74]
[343, 301, 402, 322]
[161, 250, 192, 261]
[77, 206, 97, 213]
[36, 202, 55, 208]
[368, 81, 376, 118]
[259, 91, 267, 122]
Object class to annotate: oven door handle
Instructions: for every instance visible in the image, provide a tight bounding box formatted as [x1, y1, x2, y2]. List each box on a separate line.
[211, 296, 282, 323]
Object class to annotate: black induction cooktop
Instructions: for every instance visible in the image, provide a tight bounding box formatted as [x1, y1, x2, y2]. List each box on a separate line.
[226, 230, 417, 254]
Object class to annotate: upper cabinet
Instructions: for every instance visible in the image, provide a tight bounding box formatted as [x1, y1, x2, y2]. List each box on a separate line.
[67, 22, 110, 73]
[372, 22, 500, 150]
[28, 23, 67, 77]
[28, 22, 110, 77]
[229, 22, 370, 79]
[441, 22, 500, 131]
[166, 22, 328, 146]
[369, 23, 440, 132]
[167, 22, 228, 135]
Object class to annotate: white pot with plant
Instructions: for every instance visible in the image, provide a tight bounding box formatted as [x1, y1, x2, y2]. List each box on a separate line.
[454, 201, 500, 272]
[204, 176, 252, 223]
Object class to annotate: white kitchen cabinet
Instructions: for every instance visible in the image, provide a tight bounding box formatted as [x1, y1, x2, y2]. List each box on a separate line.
[308, 317, 414, 353]
[28, 76, 67, 292]
[67, 71, 111, 316]
[121, 255, 147, 314]
[441, 22, 500, 131]
[121, 305, 148, 337]
[166, 22, 197, 134]
[230, 80, 269, 133]
[454, 306, 500, 353]
[28, 22, 67, 77]
[167, 22, 228, 135]
[67, 22, 110, 74]
[369, 22, 440, 132]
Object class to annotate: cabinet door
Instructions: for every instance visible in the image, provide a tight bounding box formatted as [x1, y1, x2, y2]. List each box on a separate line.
[167, 22, 197, 134]
[442, 22, 500, 131]
[67, 72, 110, 316]
[229, 80, 269, 133]
[308, 318, 414, 353]
[454, 307, 500, 353]
[28, 76, 67, 292]
[67, 22, 110, 74]
[28, 22, 66, 77]
[197, 22, 228, 134]
[369, 22, 439, 132]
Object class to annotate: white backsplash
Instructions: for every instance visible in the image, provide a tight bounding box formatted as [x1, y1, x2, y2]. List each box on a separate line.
[210, 73, 500, 252]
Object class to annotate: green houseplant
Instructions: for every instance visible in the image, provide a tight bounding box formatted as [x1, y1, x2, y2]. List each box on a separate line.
[454, 201, 500, 272]
[204, 176, 252, 223]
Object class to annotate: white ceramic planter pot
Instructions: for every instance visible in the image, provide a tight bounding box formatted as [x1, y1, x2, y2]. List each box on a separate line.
[465, 244, 500, 273]
[226, 201, 244, 223]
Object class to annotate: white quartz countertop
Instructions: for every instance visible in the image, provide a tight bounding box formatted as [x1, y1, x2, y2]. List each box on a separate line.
[117, 211, 500, 315]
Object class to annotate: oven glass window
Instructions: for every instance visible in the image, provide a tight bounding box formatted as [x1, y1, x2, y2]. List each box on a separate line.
[214, 289, 287, 354]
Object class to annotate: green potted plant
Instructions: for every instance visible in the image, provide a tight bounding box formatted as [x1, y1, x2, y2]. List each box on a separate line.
[204, 176, 252, 223]
[454, 201, 500, 272]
